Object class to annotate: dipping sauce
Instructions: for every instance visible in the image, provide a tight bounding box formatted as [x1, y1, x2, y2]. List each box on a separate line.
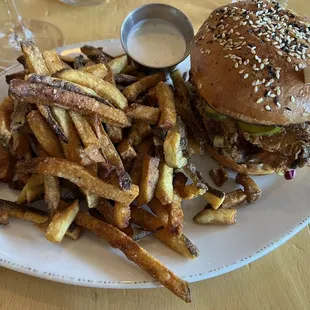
[127, 18, 187, 68]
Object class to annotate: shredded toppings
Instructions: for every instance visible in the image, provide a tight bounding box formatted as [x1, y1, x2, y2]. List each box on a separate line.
[194, 0, 310, 112]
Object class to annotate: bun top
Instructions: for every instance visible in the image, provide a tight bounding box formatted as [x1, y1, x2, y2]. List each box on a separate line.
[191, 0, 310, 126]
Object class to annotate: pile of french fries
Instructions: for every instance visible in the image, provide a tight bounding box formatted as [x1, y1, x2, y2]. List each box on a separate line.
[0, 41, 262, 302]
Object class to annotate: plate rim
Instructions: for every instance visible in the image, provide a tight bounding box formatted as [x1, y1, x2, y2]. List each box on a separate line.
[0, 39, 309, 289]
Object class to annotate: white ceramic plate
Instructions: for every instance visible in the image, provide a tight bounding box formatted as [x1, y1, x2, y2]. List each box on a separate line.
[0, 40, 309, 289]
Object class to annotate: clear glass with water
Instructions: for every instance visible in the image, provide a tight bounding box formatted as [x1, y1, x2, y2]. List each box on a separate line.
[60, 0, 106, 6]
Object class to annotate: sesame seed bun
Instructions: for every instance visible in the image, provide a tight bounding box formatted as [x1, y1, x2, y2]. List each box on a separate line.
[191, 0, 310, 126]
[206, 144, 274, 175]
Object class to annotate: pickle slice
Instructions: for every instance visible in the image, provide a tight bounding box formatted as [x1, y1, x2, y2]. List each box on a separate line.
[238, 121, 281, 136]
[205, 105, 227, 120]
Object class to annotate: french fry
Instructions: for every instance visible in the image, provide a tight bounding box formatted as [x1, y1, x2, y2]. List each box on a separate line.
[96, 198, 115, 225]
[108, 55, 128, 75]
[17, 173, 44, 204]
[11, 131, 32, 160]
[164, 131, 187, 168]
[173, 172, 188, 197]
[10, 100, 29, 131]
[69, 111, 105, 164]
[0, 144, 13, 182]
[66, 222, 83, 240]
[123, 72, 166, 102]
[148, 197, 169, 223]
[83, 164, 100, 209]
[0, 209, 9, 226]
[114, 202, 131, 229]
[21, 40, 50, 75]
[0, 199, 48, 224]
[131, 226, 160, 242]
[128, 126, 142, 146]
[137, 155, 160, 206]
[235, 173, 262, 203]
[51, 106, 82, 163]
[16, 158, 139, 204]
[43, 50, 71, 73]
[46, 200, 79, 243]
[27, 110, 63, 157]
[221, 189, 247, 209]
[204, 188, 226, 210]
[155, 163, 174, 205]
[0, 97, 14, 146]
[75, 211, 191, 303]
[115, 74, 139, 86]
[80, 45, 114, 62]
[155, 82, 177, 130]
[54, 69, 127, 110]
[105, 125, 123, 144]
[171, 70, 208, 145]
[5, 70, 26, 84]
[80, 63, 108, 79]
[135, 120, 153, 140]
[126, 104, 160, 125]
[131, 206, 198, 259]
[209, 167, 228, 187]
[193, 208, 237, 225]
[59, 55, 76, 64]
[166, 194, 183, 236]
[9, 80, 131, 128]
[181, 184, 207, 200]
[117, 139, 137, 163]
[44, 175, 60, 217]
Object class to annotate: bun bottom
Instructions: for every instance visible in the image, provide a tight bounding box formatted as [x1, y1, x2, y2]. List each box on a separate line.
[206, 145, 274, 176]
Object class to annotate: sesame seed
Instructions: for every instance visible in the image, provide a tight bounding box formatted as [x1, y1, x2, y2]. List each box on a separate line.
[198, 84, 202, 90]
[277, 51, 283, 56]
[295, 66, 299, 72]
[276, 101, 281, 107]
[254, 86, 259, 92]
[287, 57, 292, 63]
[265, 105, 271, 111]
[257, 98, 264, 104]
[239, 69, 245, 74]
[290, 96, 295, 103]
[235, 63, 239, 68]
[277, 89, 281, 96]
[260, 64, 265, 70]
[244, 73, 249, 79]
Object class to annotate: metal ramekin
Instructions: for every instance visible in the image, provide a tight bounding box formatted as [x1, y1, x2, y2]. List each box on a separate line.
[120, 3, 194, 71]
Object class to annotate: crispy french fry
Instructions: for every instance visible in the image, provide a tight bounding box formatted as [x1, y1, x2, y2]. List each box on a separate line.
[82, 164, 100, 209]
[54, 69, 127, 110]
[66, 222, 83, 240]
[43, 50, 70, 74]
[131, 226, 159, 242]
[10, 80, 131, 128]
[75, 212, 191, 302]
[0, 97, 14, 147]
[11, 131, 32, 160]
[117, 139, 137, 163]
[0, 209, 9, 226]
[21, 40, 50, 75]
[193, 208, 237, 225]
[105, 125, 123, 144]
[0, 199, 48, 224]
[90, 116, 131, 189]
[51, 106, 82, 163]
[69, 111, 105, 164]
[10, 100, 29, 131]
[128, 126, 142, 146]
[173, 172, 188, 197]
[123, 72, 166, 102]
[80, 63, 108, 79]
[16, 158, 139, 204]
[209, 167, 228, 187]
[44, 175, 60, 217]
[137, 155, 160, 206]
[167, 194, 183, 236]
[80, 45, 114, 62]
[183, 161, 208, 190]
[155, 82, 177, 130]
[131, 206, 198, 259]
[115, 74, 139, 86]
[204, 188, 226, 210]
[27, 110, 63, 157]
[108, 55, 128, 75]
[96, 198, 115, 225]
[155, 163, 174, 205]
[235, 173, 262, 203]
[171, 70, 207, 145]
[221, 189, 247, 209]
[126, 104, 160, 125]
[135, 120, 153, 140]
[114, 202, 131, 229]
[181, 184, 207, 200]
[148, 197, 169, 223]
[164, 131, 187, 169]
[17, 173, 44, 204]
[46, 200, 79, 243]
[59, 55, 76, 63]
[0, 144, 13, 182]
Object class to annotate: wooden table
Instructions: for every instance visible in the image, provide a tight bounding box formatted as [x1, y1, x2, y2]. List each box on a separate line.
[0, 0, 309, 309]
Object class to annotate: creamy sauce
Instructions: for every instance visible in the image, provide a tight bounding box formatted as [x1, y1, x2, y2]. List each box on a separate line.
[127, 18, 186, 68]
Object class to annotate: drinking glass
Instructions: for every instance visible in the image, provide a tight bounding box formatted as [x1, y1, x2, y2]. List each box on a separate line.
[59, 0, 106, 6]
[0, 0, 64, 69]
